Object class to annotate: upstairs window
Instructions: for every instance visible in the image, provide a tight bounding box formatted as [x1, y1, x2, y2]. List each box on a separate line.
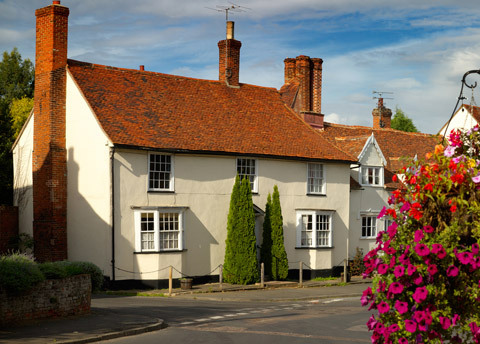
[307, 163, 325, 194]
[148, 153, 174, 191]
[360, 166, 383, 186]
[296, 211, 333, 248]
[237, 158, 258, 193]
[361, 215, 377, 239]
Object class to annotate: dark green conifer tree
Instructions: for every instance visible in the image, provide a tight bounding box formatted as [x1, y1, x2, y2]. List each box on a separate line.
[223, 176, 259, 284]
[260, 193, 273, 278]
[270, 185, 289, 280]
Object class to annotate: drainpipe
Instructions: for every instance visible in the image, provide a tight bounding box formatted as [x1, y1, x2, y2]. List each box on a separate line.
[110, 146, 116, 282]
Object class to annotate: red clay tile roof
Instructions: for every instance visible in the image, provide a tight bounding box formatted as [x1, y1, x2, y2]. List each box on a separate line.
[279, 82, 299, 109]
[67, 60, 355, 163]
[463, 104, 480, 123]
[321, 122, 440, 172]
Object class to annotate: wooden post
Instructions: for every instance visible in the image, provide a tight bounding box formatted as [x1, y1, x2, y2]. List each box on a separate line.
[219, 264, 223, 290]
[168, 266, 173, 296]
[261, 262, 265, 288]
[343, 259, 348, 283]
[299, 261, 303, 288]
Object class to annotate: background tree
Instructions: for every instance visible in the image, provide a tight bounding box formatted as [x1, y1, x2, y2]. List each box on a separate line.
[0, 48, 34, 205]
[270, 185, 289, 280]
[223, 176, 259, 284]
[10, 97, 33, 139]
[260, 194, 273, 278]
[391, 107, 418, 132]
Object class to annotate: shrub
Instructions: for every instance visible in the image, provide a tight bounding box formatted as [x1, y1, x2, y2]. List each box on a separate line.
[362, 127, 480, 343]
[349, 247, 365, 276]
[62, 261, 104, 291]
[0, 253, 44, 294]
[270, 185, 288, 280]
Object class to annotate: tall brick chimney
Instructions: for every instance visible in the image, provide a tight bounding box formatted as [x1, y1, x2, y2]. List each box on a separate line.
[281, 55, 324, 129]
[33, 1, 69, 262]
[218, 21, 241, 87]
[372, 98, 392, 129]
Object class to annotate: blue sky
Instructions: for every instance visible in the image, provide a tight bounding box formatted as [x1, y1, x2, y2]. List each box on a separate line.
[2, 1, 480, 134]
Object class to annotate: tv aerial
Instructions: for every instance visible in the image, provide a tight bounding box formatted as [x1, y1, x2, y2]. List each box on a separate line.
[206, 3, 251, 21]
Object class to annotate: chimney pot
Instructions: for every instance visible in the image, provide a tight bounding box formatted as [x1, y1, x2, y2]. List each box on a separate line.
[139, 65, 144, 71]
[226, 21, 234, 40]
[53, 1, 61, 4]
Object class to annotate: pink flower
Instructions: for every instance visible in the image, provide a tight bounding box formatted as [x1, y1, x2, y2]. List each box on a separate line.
[444, 145, 456, 157]
[388, 324, 400, 333]
[387, 222, 398, 238]
[413, 286, 428, 303]
[366, 314, 377, 330]
[457, 251, 473, 265]
[405, 319, 417, 333]
[378, 263, 389, 275]
[395, 300, 409, 314]
[374, 322, 385, 334]
[361, 287, 373, 306]
[473, 172, 480, 184]
[414, 274, 423, 285]
[452, 314, 460, 325]
[447, 265, 459, 277]
[423, 225, 434, 233]
[415, 243, 430, 257]
[472, 243, 479, 255]
[388, 282, 404, 294]
[427, 264, 438, 276]
[414, 230, 424, 243]
[431, 243, 446, 259]
[440, 316, 451, 330]
[407, 264, 417, 276]
[413, 310, 426, 323]
[400, 202, 411, 213]
[394, 265, 405, 278]
[399, 338, 408, 344]
[378, 301, 390, 314]
[378, 206, 387, 219]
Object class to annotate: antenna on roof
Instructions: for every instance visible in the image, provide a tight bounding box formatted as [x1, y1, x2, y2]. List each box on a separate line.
[206, 3, 251, 21]
[373, 90, 394, 108]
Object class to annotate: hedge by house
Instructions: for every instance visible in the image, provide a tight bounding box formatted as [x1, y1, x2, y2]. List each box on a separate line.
[223, 176, 259, 284]
[270, 185, 288, 280]
[260, 193, 273, 278]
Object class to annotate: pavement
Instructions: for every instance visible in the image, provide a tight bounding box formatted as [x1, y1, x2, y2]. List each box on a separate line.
[0, 276, 371, 344]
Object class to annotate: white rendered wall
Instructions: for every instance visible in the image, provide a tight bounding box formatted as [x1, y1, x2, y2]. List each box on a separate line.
[113, 150, 351, 281]
[12, 114, 34, 238]
[439, 107, 478, 136]
[66, 71, 112, 276]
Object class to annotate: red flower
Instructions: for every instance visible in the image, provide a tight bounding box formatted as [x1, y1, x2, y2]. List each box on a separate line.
[450, 173, 465, 184]
[409, 202, 423, 220]
[423, 183, 434, 192]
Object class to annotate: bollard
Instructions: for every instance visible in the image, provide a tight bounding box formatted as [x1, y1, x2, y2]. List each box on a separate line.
[261, 262, 265, 288]
[299, 261, 303, 288]
[219, 264, 223, 290]
[169, 266, 173, 296]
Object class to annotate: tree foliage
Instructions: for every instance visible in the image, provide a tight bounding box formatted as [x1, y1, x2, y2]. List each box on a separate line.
[270, 185, 289, 280]
[260, 193, 273, 277]
[223, 176, 259, 284]
[10, 96, 33, 139]
[0, 48, 34, 205]
[362, 127, 480, 343]
[391, 107, 418, 133]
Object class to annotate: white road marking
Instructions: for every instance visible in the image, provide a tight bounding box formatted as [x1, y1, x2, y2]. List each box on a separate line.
[323, 298, 344, 304]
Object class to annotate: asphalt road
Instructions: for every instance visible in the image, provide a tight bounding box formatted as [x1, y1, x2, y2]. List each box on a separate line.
[101, 296, 372, 344]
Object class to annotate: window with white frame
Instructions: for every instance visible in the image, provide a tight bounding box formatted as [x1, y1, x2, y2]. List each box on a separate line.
[307, 163, 325, 194]
[361, 215, 377, 239]
[360, 166, 383, 186]
[148, 153, 174, 191]
[296, 211, 333, 248]
[237, 158, 257, 192]
[134, 209, 184, 252]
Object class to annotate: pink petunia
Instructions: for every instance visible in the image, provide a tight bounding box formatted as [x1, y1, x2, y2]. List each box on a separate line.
[444, 145, 456, 157]
[447, 265, 459, 277]
[387, 222, 398, 238]
[431, 243, 446, 259]
[395, 300, 409, 314]
[473, 172, 480, 184]
[440, 316, 451, 330]
[413, 286, 428, 303]
[457, 251, 473, 265]
[388, 324, 400, 333]
[452, 314, 460, 325]
[407, 264, 417, 276]
[423, 225, 434, 233]
[472, 243, 479, 255]
[414, 274, 423, 285]
[378, 301, 390, 314]
[388, 282, 404, 294]
[405, 319, 417, 333]
[414, 230, 424, 243]
[394, 265, 405, 278]
[399, 338, 408, 344]
[415, 243, 430, 257]
[378, 263, 389, 275]
[361, 287, 373, 306]
[427, 264, 438, 276]
[378, 206, 387, 219]
[366, 314, 377, 330]
[400, 202, 411, 213]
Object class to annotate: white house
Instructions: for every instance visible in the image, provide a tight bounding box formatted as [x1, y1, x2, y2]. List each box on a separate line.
[438, 104, 480, 136]
[12, 1, 357, 287]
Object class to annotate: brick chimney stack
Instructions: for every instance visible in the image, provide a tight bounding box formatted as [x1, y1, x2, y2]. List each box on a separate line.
[218, 21, 241, 87]
[372, 98, 392, 129]
[33, 0, 69, 262]
[281, 55, 324, 129]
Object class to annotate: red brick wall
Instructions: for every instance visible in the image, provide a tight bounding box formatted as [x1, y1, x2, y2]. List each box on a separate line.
[33, 2, 69, 262]
[372, 106, 392, 129]
[295, 55, 311, 113]
[311, 58, 323, 114]
[218, 38, 242, 87]
[0, 206, 19, 254]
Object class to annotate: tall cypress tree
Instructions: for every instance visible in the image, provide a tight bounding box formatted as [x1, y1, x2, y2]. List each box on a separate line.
[260, 193, 273, 278]
[223, 176, 259, 284]
[270, 185, 289, 280]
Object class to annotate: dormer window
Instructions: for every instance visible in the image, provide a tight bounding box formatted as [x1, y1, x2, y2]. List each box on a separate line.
[360, 166, 383, 186]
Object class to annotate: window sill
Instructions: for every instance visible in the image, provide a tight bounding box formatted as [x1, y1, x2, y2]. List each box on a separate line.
[360, 237, 376, 240]
[295, 246, 334, 250]
[306, 193, 326, 197]
[134, 249, 187, 254]
[147, 190, 175, 194]
[359, 184, 384, 188]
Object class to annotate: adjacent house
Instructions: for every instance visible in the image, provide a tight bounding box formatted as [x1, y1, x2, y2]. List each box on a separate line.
[438, 104, 480, 136]
[13, 1, 357, 286]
